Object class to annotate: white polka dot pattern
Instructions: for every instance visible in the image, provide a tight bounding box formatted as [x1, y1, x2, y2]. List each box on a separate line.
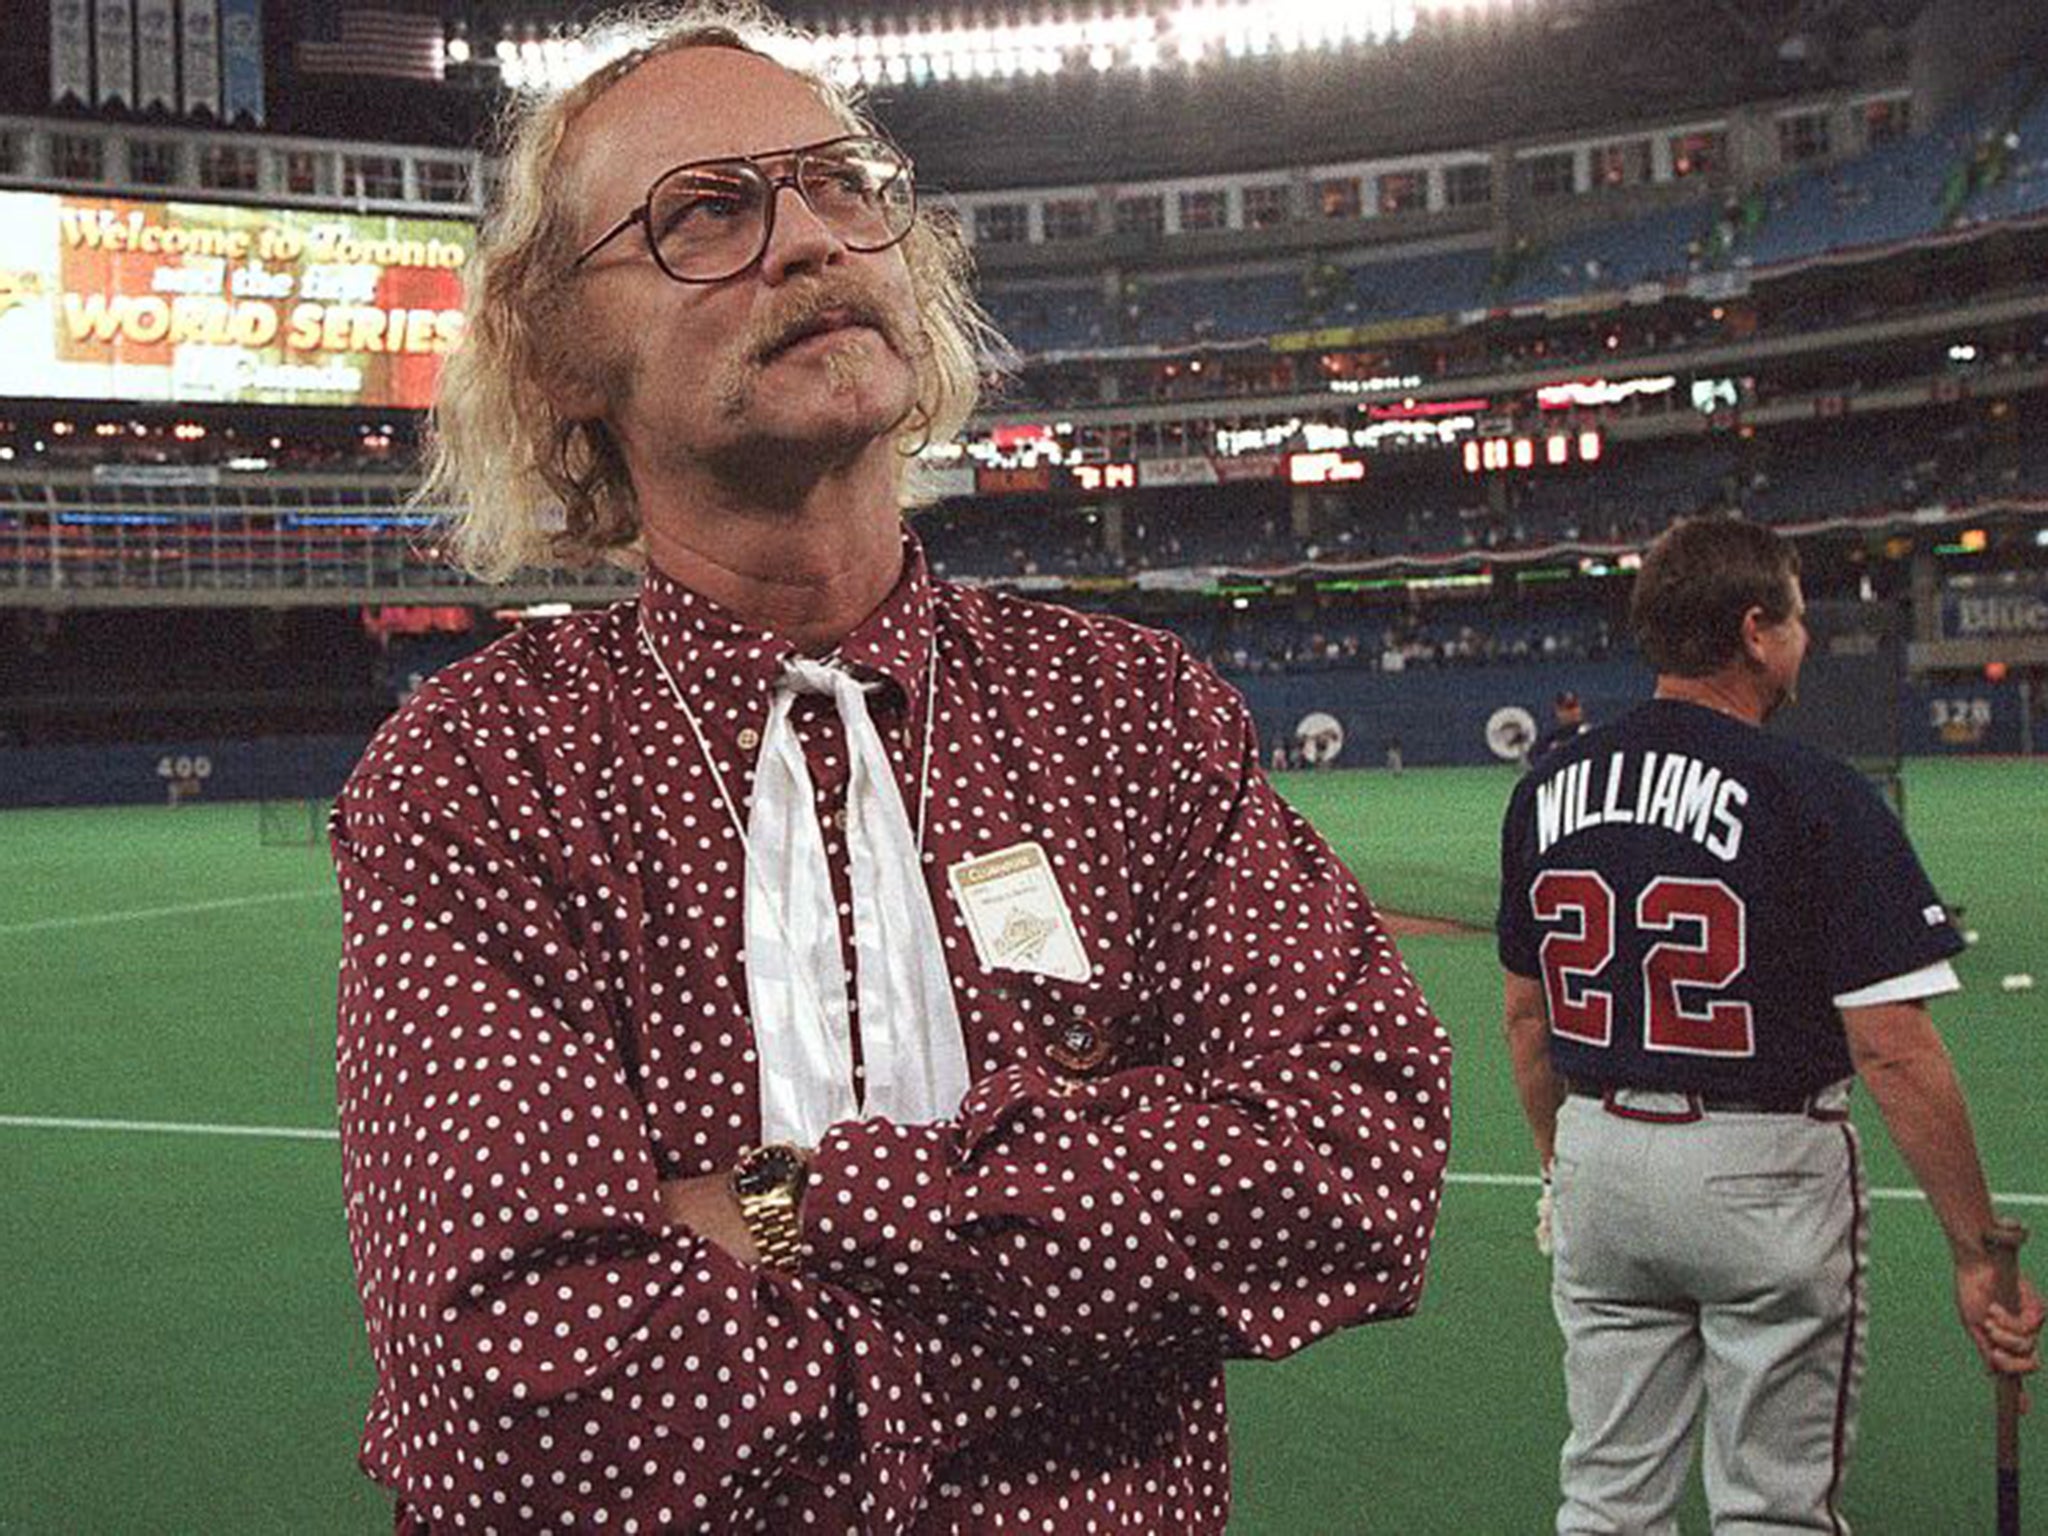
[334, 537, 1452, 1533]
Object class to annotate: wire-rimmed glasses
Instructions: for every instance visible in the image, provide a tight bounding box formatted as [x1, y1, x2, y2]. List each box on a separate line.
[572, 133, 917, 284]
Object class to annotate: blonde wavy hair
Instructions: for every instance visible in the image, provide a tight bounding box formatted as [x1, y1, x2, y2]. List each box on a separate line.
[421, 1, 1004, 582]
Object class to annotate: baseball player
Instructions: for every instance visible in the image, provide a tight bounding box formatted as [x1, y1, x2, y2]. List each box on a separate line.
[1525, 689, 1588, 773]
[1497, 517, 2043, 1533]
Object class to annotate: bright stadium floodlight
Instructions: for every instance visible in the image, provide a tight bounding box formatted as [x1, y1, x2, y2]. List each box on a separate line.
[1415, 0, 1509, 25]
[760, 28, 824, 74]
[490, 1, 1458, 89]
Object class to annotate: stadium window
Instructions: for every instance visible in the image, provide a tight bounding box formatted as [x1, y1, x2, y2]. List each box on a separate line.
[1042, 198, 1099, 242]
[1443, 161, 1492, 208]
[1667, 129, 1726, 179]
[1377, 170, 1425, 216]
[1864, 97, 1910, 147]
[1177, 188, 1230, 231]
[1521, 150, 1576, 200]
[199, 143, 258, 192]
[285, 150, 330, 196]
[1591, 140, 1648, 188]
[415, 158, 472, 205]
[973, 202, 1030, 245]
[1777, 111, 1831, 164]
[1114, 193, 1164, 237]
[344, 153, 406, 201]
[129, 138, 180, 186]
[1243, 184, 1290, 229]
[52, 133, 105, 182]
[1315, 176, 1361, 219]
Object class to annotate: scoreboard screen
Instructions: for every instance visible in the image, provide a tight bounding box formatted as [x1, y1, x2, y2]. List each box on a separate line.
[0, 190, 475, 410]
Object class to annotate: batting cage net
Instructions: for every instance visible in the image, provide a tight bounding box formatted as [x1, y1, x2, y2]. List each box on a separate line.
[1770, 598, 1907, 820]
[258, 798, 329, 848]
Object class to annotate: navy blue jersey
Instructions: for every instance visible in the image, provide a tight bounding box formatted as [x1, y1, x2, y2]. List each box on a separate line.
[1525, 721, 1586, 773]
[1497, 699, 1964, 1097]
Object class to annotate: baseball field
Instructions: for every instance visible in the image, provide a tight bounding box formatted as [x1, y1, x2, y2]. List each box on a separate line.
[2, 758, 2041, 1532]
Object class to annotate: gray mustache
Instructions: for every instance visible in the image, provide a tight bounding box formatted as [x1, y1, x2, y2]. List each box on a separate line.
[750, 289, 906, 362]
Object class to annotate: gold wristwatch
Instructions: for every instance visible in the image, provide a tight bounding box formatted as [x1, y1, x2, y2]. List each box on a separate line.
[730, 1143, 809, 1271]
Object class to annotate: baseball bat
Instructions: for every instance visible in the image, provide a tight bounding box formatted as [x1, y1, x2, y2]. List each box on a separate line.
[1988, 1218, 2029, 1536]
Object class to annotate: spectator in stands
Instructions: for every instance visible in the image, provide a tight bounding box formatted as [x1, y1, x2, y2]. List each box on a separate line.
[329, 8, 1450, 1533]
[1525, 689, 1588, 770]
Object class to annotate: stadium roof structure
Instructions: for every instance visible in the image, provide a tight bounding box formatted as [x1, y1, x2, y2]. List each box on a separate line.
[6, 0, 1971, 181]
[460, 0, 1933, 187]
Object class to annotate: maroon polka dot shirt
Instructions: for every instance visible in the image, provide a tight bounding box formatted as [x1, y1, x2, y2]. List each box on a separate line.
[334, 535, 1452, 1533]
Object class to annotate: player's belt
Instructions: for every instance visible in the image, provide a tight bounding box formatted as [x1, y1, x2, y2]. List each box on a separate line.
[1566, 1080, 1852, 1123]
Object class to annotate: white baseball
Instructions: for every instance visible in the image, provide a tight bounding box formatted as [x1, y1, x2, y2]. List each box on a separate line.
[1999, 973, 2035, 992]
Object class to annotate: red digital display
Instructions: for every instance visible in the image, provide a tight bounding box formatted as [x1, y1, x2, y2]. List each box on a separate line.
[975, 465, 1054, 495]
[1070, 462, 1137, 491]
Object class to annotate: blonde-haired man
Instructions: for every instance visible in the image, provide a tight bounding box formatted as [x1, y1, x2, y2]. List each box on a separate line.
[334, 8, 1451, 1531]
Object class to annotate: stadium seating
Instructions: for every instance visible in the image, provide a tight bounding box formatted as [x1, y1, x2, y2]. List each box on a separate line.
[976, 71, 2048, 361]
[1959, 84, 2048, 224]
[1743, 118, 1975, 268]
[1495, 201, 1724, 306]
[979, 284, 1107, 355]
[1333, 246, 1497, 324]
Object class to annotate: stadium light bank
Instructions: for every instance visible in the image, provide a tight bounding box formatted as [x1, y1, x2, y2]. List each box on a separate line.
[490, 0, 1540, 91]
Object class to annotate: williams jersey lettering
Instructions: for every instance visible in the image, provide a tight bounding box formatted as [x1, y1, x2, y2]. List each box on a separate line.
[1533, 750, 1748, 862]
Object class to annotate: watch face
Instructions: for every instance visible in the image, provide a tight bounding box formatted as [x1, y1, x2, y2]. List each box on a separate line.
[733, 1144, 807, 1198]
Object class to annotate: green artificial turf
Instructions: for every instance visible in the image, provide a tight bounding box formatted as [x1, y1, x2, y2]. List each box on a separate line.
[2, 763, 2041, 1531]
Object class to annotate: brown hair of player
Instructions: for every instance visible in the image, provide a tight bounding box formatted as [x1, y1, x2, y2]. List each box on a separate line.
[1630, 516, 1802, 678]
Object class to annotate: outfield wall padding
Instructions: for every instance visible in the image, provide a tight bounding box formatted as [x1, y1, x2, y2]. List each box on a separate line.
[0, 734, 364, 810]
[1232, 663, 2030, 768]
[0, 669, 2030, 807]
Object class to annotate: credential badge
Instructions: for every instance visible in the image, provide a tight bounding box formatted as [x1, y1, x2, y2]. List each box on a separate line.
[947, 841, 1092, 983]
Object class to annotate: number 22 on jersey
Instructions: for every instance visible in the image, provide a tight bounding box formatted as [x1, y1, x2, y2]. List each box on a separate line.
[1531, 870, 1756, 1058]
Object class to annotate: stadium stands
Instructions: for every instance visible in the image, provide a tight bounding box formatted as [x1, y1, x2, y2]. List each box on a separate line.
[3, 1, 2046, 761]
[1957, 79, 2048, 224]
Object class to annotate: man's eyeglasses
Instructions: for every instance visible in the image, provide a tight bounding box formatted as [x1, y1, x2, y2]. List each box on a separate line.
[573, 134, 917, 284]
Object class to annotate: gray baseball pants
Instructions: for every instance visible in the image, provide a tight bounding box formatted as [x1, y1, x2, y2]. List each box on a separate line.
[1549, 1091, 1869, 1535]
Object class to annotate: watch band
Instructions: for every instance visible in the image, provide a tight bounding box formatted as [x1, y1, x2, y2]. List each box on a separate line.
[737, 1185, 805, 1270]
[730, 1145, 809, 1272]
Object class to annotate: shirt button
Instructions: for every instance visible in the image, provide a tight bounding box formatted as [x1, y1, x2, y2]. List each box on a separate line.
[737, 727, 761, 751]
[1047, 1019, 1111, 1073]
